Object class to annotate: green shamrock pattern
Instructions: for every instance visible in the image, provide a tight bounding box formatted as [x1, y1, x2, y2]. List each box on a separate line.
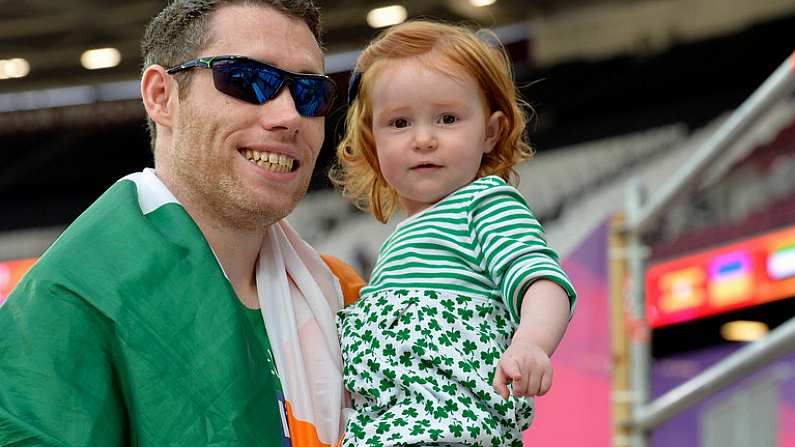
[338, 288, 533, 446]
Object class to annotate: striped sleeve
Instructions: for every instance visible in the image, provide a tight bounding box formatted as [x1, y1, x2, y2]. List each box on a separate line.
[467, 180, 576, 322]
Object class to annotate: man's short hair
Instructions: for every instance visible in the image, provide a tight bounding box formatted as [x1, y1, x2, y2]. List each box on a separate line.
[140, 0, 322, 152]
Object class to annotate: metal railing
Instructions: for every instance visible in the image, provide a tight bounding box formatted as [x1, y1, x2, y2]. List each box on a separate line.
[613, 50, 795, 447]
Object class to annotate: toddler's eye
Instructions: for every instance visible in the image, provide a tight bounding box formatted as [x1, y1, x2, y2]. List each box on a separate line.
[439, 114, 457, 124]
[392, 118, 409, 129]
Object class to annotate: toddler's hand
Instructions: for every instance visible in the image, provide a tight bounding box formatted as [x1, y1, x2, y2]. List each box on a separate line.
[492, 337, 553, 400]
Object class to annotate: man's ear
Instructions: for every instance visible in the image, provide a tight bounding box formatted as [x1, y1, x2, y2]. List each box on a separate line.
[483, 110, 505, 154]
[141, 65, 177, 130]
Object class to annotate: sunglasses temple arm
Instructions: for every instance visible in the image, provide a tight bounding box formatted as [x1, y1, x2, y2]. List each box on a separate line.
[166, 59, 207, 74]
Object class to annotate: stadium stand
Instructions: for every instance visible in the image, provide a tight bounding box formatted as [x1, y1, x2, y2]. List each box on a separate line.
[290, 98, 795, 274]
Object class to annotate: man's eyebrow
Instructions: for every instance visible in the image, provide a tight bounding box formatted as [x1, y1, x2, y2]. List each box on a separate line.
[241, 55, 318, 74]
[257, 54, 324, 74]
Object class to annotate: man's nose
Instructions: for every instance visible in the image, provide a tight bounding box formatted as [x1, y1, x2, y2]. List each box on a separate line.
[257, 86, 302, 132]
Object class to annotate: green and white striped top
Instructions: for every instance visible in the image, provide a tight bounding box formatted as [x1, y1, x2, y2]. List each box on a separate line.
[361, 176, 576, 322]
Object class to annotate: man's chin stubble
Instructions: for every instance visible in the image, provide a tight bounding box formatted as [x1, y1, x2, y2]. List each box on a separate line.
[221, 191, 306, 232]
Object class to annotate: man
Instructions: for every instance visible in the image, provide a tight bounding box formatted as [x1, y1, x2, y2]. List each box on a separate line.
[0, 1, 362, 445]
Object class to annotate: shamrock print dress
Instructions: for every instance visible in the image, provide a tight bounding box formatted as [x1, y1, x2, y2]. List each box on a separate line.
[338, 177, 576, 447]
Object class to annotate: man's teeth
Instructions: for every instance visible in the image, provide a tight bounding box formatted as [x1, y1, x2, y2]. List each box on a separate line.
[244, 150, 295, 173]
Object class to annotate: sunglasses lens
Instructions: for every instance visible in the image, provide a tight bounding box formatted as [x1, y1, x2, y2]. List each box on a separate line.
[211, 58, 336, 116]
[212, 59, 282, 105]
[292, 77, 337, 117]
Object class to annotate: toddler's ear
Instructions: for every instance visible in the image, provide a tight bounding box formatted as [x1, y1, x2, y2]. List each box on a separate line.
[484, 111, 505, 154]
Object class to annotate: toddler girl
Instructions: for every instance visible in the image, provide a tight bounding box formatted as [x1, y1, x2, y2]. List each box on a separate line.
[331, 20, 577, 447]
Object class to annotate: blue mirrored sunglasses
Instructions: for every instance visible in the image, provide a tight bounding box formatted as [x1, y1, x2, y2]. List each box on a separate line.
[166, 55, 337, 117]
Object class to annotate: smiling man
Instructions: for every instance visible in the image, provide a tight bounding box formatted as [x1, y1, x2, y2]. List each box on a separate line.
[0, 1, 362, 446]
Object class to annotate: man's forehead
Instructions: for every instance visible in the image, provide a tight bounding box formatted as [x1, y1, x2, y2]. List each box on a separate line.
[204, 4, 324, 72]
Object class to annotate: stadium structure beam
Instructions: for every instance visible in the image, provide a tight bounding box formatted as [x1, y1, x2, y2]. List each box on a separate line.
[620, 50, 795, 447]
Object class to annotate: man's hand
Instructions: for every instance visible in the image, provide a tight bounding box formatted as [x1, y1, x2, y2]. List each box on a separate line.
[492, 337, 553, 400]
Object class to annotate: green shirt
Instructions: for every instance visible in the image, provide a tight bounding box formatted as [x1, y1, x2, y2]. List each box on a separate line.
[361, 176, 576, 322]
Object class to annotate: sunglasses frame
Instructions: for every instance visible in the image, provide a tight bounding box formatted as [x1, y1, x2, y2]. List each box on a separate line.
[165, 55, 337, 117]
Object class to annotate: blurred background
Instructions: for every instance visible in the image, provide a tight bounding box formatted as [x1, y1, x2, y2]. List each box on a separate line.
[1, 1, 794, 446]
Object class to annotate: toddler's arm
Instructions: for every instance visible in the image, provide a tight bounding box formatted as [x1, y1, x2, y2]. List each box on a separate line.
[492, 279, 570, 399]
